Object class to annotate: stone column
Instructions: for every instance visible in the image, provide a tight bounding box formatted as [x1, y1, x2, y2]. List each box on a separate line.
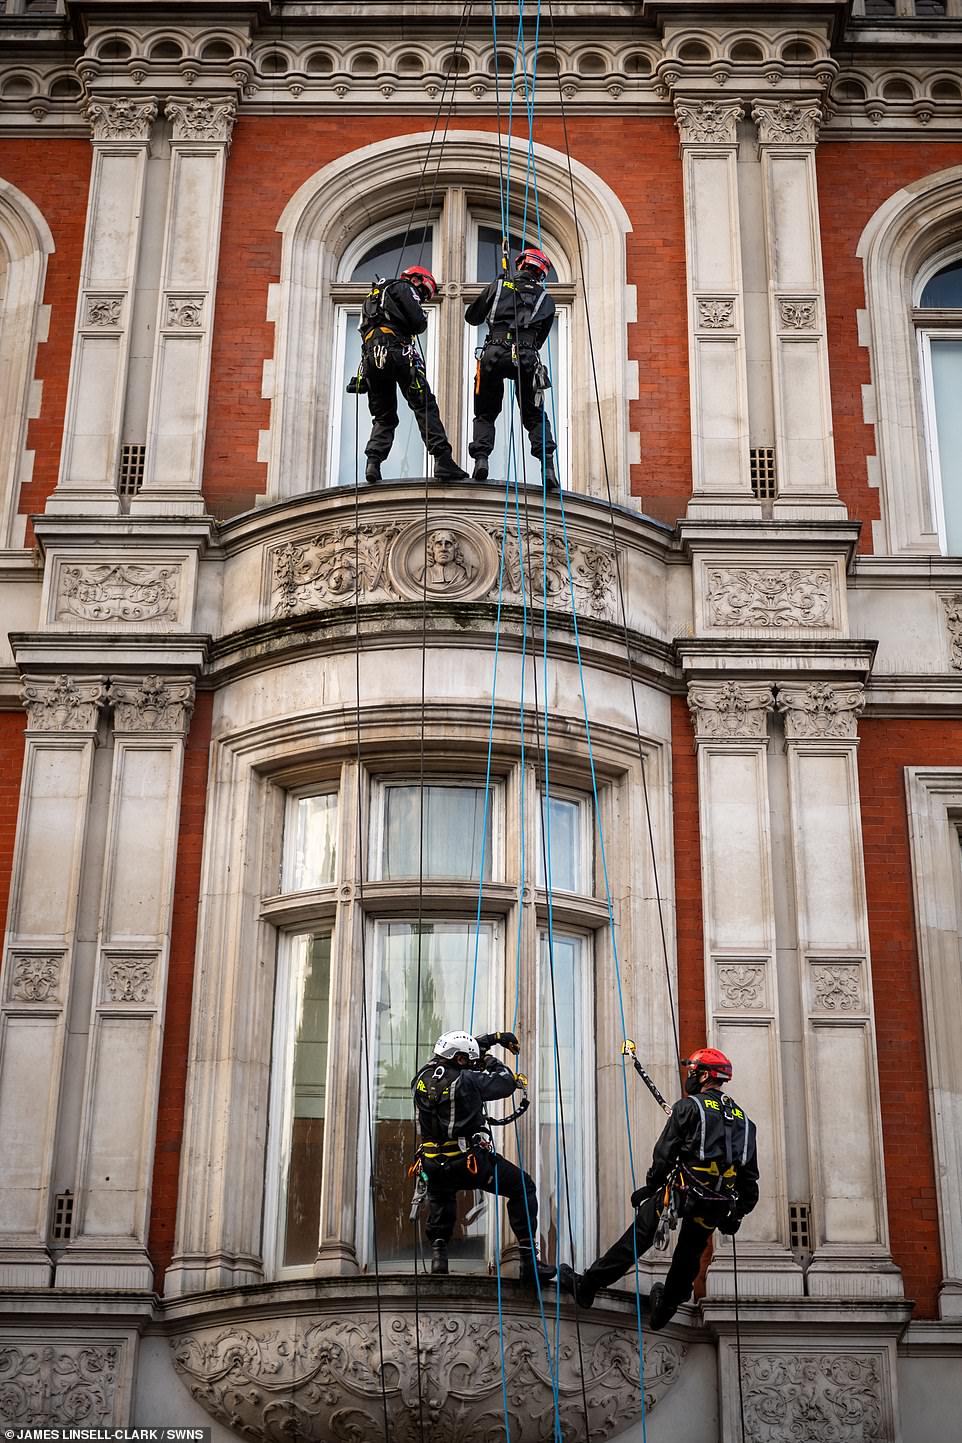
[47, 99, 157, 516]
[55, 676, 194, 1289]
[777, 682, 901, 1297]
[131, 97, 236, 517]
[687, 681, 801, 1296]
[752, 101, 842, 518]
[674, 99, 755, 515]
[0, 675, 106, 1285]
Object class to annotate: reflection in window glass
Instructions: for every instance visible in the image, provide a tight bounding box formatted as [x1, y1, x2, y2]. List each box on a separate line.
[332, 308, 434, 486]
[920, 260, 962, 308]
[350, 226, 434, 283]
[538, 793, 587, 894]
[382, 784, 493, 880]
[283, 793, 337, 892]
[280, 931, 331, 1267]
[538, 931, 588, 1266]
[474, 224, 559, 283]
[371, 921, 494, 1266]
[928, 338, 962, 554]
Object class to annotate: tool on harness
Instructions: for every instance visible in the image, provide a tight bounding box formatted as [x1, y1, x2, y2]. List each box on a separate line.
[346, 370, 368, 395]
[622, 1039, 673, 1116]
[372, 343, 388, 371]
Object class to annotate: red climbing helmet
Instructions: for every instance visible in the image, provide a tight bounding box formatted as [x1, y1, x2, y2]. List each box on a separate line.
[516, 247, 551, 279]
[400, 265, 438, 300]
[683, 1048, 733, 1092]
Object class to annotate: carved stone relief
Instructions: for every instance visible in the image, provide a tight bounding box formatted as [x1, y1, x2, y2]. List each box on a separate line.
[942, 594, 962, 670]
[741, 1351, 884, 1442]
[697, 299, 736, 330]
[778, 299, 818, 330]
[705, 567, 834, 630]
[272, 524, 400, 616]
[172, 1312, 685, 1443]
[811, 964, 863, 1013]
[389, 517, 499, 602]
[0, 1344, 120, 1426]
[717, 963, 767, 1010]
[752, 100, 822, 145]
[84, 296, 123, 329]
[108, 676, 195, 734]
[21, 675, 106, 733]
[688, 682, 775, 741]
[164, 96, 237, 143]
[54, 563, 179, 625]
[777, 683, 864, 741]
[8, 954, 62, 1004]
[85, 97, 158, 141]
[165, 296, 204, 329]
[494, 529, 614, 620]
[674, 99, 743, 144]
[103, 955, 156, 1005]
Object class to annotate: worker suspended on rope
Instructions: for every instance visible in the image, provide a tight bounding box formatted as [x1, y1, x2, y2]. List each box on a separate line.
[350, 266, 468, 484]
[410, 1028, 557, 1287]
[464, 247, 559, 489]
[559, 1048, 759, 1327]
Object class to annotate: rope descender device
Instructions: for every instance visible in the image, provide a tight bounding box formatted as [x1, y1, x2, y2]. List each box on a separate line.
[487, 1070, 530, 1127]
[622, 1039, 673, 1117]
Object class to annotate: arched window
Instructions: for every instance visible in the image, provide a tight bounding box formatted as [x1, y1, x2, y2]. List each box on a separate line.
[916, 254, 962, 554]
[329, 208, 571, 487]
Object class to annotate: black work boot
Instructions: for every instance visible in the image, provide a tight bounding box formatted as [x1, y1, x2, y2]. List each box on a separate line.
[365, 458, 381, 484]
[434, 452, 469, 481]
[648, 1282, 677, 1330]
[472, 457, 489, 482]
[542, 455, 560, 491]
[518, 1253, 557, 1288]
[557, 1263, 596, 1309]
[430, 1241, 449, 1276]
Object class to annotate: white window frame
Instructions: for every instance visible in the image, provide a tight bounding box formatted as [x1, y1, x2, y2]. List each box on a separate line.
[369, 775, 505, 883]
[337, 216, 439, 285]
[280, 785, 339, 894]
[537, 785, 594, 897]
[917, 328, 962, 556]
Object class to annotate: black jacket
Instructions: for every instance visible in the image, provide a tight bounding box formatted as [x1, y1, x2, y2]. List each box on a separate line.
[646, 1089, 759, 1217]
[412, 1056, 518, 1145]
[465, 274, 555, 348]
[361, 278, 428, 339]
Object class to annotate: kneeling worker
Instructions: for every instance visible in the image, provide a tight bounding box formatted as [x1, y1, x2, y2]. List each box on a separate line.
[560, 1048, 758, 1327]
[412, 1029, 556, 1286]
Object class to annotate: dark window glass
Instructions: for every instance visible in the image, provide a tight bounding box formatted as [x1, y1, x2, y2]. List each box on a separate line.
[920, 260, 962, 308]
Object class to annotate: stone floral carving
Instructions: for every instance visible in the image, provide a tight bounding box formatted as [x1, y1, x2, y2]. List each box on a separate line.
[85, 97, 158, 141]
[688, 682, 774, 740]
[55, 564, 179, 624]
[697, 298, 735, 329]
[941, 594, 962, 669]
[85, 296, 123, 328]
[812, 965, 862, 1013]
[778, 299, 817, 330]
[21, 675, 106, 733]
[0, 1344, 119, 1426]
[9, 954, 62, 1004]
[496, 530, 615, 620]
[753, 99, 821, 145]
[165, 96, 237, 142]
[742, 1351, 883, 1442]
[674, 99, 743, 144]
[706, 567, 833, 630]
[109, 676, 195, 734]
[718, 963, 766, 1009]
[172, 1312, 684, 1443]
[165, 296, 204, 328]
[272, 524, 401, 617]
[104, 956, 155, 1004]
[777, 683, 864, 740]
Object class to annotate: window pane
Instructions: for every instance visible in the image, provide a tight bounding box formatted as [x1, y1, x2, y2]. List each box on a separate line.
[930, 339, 962, 553]
[382, 783, 493, 880]
[465, 310, 568, 486]
[538, 793, 588, 894]
[280, 931, 331, 1267]
[283, 793, 337, 892]
[538, 931, 589, 1266]
[474, 224, 559, 283]
[350, 226, 433, 283]
[371, 921, 494, 1266]
[331, 308, 433, 486]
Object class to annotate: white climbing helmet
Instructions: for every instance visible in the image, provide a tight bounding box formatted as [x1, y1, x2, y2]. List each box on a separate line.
[433, 1031, 480, 1064]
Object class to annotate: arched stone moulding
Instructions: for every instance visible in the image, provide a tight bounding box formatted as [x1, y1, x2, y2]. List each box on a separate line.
[264, 130, 634, 504]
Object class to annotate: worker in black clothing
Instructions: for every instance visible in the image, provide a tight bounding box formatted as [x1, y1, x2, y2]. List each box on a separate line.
[464, 247, 559, 488]
[559, 1047, 759, 1327]
[412, 1028, 556, 1286]
[354, 265, 467, 484]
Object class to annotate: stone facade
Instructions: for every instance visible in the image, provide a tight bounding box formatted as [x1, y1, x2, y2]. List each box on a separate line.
[0, 4, 961, 1442]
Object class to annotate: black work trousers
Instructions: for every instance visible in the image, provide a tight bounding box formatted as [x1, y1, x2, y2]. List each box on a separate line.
[581, 1193, 715, 1312]
[470, 342, 556, 463]
[425, 1151, 539, 1256]
[363, 338, 453, 463]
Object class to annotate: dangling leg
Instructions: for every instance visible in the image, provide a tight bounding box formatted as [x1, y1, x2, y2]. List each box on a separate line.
[648, 1217, 713, 1329]
[516, 354, 558, 489]
[475, 1153, 555, 1286]
[424, 1174, 460, 1275]
[559, 1193, 662, 1308]
[398, 350, 468, 480]
[364, 351, 398, 483]
[469, 346, 507, 479]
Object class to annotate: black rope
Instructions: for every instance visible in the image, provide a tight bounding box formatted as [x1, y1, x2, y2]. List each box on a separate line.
[732, 1230, 748, 1443]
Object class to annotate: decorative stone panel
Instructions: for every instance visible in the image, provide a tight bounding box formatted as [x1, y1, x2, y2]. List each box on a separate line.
[0, 1341, 124, 1427]
[172, 1309, 685, 1443]
[687, 682, 775, 741]
[388, 516, 500, 602]
[809, 962, 865, 1016]
[740, 1349, 888, 1443]
[941, 594, 962, 670]
[20, 675, 106, 733]
[6, 952, 64, 1004]
[52, 562, 180, 626]
[102, 954, 157, 1005]
[778, 299, 818, 331]
[716, 960, 769, 1011]
[777, 683, 865, 741]
[84, 295, 124, 329]
[696, 298, 736, 330]
[705, 566, 834, 631]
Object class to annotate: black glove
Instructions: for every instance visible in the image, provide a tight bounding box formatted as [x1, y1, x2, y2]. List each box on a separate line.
[476, 1031, 520, 1055]
[716, 1212, 742, 1236]
[481, 1053, 500, 1072]
[631, 1184, 657, 1209]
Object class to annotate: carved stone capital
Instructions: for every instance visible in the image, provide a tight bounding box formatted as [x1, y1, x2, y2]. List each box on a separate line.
[777, 682, 864, 741]
[687, 682, 775, 741]
[85, 96, 158, 141]
[752, 99, 821, 145]
[21, 675, 107, 733]
[942, 594, 962, 670]
[165, 96, 237, 142]
[108, 676, 195, 735]
[674, 99, 743, 145]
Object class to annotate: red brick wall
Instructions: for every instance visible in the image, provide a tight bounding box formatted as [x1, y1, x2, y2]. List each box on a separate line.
[148, 693, 213, 1286]
[671, 695, 706, 1062]
[817, 141, 962, 554]
[857, 718, 962, 1318]
[0, 141, 91, 523]
[204, 115, 689, 519]
[0, 712, 26, 951]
